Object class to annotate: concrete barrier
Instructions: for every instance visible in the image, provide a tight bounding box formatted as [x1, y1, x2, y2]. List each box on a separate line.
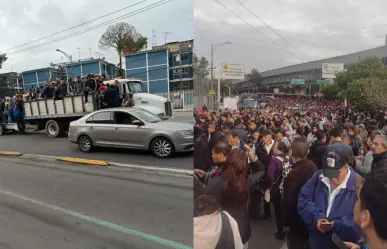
[0, 151, 22, 156]
[57, 157, 109, 166]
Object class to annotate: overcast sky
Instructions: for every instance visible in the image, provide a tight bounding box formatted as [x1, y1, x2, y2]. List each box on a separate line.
[0, 0, 193, 73]
[194, 0, 387, 73]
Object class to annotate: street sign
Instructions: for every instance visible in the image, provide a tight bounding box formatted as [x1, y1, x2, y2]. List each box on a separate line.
[291, 79, 305, 85]
[322, 63, 344, 79]
[209, 89, 215, 95]
[317, 80, 329, 84]
[220, 63, 245, 80]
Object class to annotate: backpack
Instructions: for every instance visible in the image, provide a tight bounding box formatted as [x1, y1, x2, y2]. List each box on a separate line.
[275, 156, 292, 195]
[264, 156, 291, 202]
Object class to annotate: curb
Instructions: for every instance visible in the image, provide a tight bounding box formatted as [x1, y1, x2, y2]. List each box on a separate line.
[5, 153, 192, 177]
[0, 151, 23, 156]
[57, 157, 109, 166]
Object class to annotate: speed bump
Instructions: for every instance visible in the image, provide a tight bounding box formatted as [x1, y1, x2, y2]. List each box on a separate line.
[57, 157, 109, 166]
[0, 151, 22, 156]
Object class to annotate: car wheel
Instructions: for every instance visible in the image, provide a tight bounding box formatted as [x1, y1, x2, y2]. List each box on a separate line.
[151, 137, 174, 158]
[78, 135, 93, 153]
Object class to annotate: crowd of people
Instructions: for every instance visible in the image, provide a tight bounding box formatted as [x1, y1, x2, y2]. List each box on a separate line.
[0, 74, 134, 132]
[193, 97, 387, 249]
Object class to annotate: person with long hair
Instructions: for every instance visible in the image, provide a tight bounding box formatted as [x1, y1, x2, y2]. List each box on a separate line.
[206, 149, 251, 248]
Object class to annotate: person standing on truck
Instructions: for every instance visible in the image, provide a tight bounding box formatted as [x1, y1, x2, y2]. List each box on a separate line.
[102, 83, 117, 108]
[84, 74, 98, 103]
[7, 96, 15, 123]
[14, 99, 25, 133]
[113, 80, 121, 107]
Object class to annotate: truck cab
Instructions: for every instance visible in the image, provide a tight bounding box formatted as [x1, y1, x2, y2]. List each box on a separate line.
[103, 78, 173, 117]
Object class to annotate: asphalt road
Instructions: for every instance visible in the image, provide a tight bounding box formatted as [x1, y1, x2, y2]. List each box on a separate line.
[0, 156, 192, 249]
[0, 114, 193, 169]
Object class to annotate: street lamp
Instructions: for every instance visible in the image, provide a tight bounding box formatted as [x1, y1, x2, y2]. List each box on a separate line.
[56, 49, 73, 81]
[210, 42, 232, 90]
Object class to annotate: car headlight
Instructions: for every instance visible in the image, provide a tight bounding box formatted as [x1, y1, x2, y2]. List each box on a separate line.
[177, 130, 193, 137]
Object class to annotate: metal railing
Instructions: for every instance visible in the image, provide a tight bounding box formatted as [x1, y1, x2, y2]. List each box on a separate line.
[155, 89, 194, 110]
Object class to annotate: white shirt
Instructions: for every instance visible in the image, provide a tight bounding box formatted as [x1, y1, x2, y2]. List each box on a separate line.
[264, 139, 274, 155]
[320, 169, 351, 217]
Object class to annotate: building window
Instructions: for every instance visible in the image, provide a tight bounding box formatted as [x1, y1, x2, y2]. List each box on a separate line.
[173, 68, 188, 74]
[181, 54, 188, 61]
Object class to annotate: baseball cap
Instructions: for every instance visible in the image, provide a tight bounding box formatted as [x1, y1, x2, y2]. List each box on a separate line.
[323, 150, 347, 179]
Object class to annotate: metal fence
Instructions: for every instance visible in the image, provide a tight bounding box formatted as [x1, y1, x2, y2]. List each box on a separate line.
[155, 89, 194, 110]
[154, 76, 216, 110]
[193, 76, 215, 109]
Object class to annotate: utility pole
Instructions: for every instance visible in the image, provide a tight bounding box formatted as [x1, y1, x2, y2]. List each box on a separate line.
[77, 48, 81, 61]
[210, 44, 214, 90]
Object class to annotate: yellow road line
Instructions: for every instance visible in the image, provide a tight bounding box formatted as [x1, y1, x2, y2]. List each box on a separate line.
[57, 157, 109, 166]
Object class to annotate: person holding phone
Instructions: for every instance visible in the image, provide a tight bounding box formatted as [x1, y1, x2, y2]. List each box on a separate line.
[298, 149, 362, 249]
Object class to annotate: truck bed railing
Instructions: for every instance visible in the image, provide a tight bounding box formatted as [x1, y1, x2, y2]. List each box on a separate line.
[23, 95, 96, 120]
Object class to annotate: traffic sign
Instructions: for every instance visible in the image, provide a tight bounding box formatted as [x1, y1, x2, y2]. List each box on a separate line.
[291, 79, 305, 85]
[209, 89, 215, 95]
[317, 80, 329, 84]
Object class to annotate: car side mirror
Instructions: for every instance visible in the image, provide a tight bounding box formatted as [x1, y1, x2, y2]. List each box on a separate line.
[132, 120, 143, 126]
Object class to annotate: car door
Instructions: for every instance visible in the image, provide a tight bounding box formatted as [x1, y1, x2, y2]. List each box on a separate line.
[112, 111, 147, 148]
[86, 111, 115, 146]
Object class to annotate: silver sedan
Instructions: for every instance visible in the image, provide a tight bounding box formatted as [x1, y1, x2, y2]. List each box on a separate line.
[68, 107, 193, 158]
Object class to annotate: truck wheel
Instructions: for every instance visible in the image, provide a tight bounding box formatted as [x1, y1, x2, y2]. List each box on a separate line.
[150, 137, 174, 158]
[78, 135, 93, 153]
[46, 120, 61, 138]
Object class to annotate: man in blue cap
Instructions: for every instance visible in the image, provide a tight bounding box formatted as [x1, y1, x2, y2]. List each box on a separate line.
[297, 149, 362, 249]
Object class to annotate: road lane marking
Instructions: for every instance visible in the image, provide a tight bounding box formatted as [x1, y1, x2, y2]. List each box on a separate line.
[0, 188, 192, 249]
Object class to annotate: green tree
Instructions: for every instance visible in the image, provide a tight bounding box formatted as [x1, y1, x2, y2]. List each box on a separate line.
[99, 22, 148, 73]
[321, 83, 341, 101]
[0, 54, 16, 96]
[193, 54, 209, 77]
[245, 68, 262, 90]
[335, 57, 387, 92]
[348, 77, 387, 112]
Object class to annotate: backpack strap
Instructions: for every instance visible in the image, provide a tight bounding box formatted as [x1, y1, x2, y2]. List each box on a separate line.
[215, 212, 235, 249]
[356, 174, 363, 193]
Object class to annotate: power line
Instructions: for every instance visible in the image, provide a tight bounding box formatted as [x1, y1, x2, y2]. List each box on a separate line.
[0, 0, 148, 54]
[235, 0, 304, 57]
[213, 0, 302, 61]
[7, 0, 173, 56]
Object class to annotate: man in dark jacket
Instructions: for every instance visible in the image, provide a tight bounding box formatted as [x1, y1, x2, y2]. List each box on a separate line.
[308, 131, 328, 170]
[255, 129, 275, 219]
[102, 84, 117, 108]
[282, 137, 318, 249]
[208, 121, 224, 151]
[371, 135, 387, 171]
[232, 118, 248, 144]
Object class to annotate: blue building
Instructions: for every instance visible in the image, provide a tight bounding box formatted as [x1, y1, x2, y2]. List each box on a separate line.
[22, 67, 63, 89]
[66, 58, 120, 78]
[124, 39, 193, 94]
[21, 58, 120, 89]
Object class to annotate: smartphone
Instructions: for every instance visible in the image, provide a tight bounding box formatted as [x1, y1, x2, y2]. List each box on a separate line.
[332, 233, 348, 249]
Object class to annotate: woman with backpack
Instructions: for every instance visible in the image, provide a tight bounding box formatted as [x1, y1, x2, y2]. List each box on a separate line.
[266, 141, 290, 240]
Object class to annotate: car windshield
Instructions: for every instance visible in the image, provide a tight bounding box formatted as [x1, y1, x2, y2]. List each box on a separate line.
[131, 109, 163, 123]
[127, 82, 144, 93]
[243, 100, 257, 108]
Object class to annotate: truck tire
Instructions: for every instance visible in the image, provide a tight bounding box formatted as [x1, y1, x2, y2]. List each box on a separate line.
[0, 125, 4, 136]
[46, 120, 61, 138]
[150, 137, 174, 158]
